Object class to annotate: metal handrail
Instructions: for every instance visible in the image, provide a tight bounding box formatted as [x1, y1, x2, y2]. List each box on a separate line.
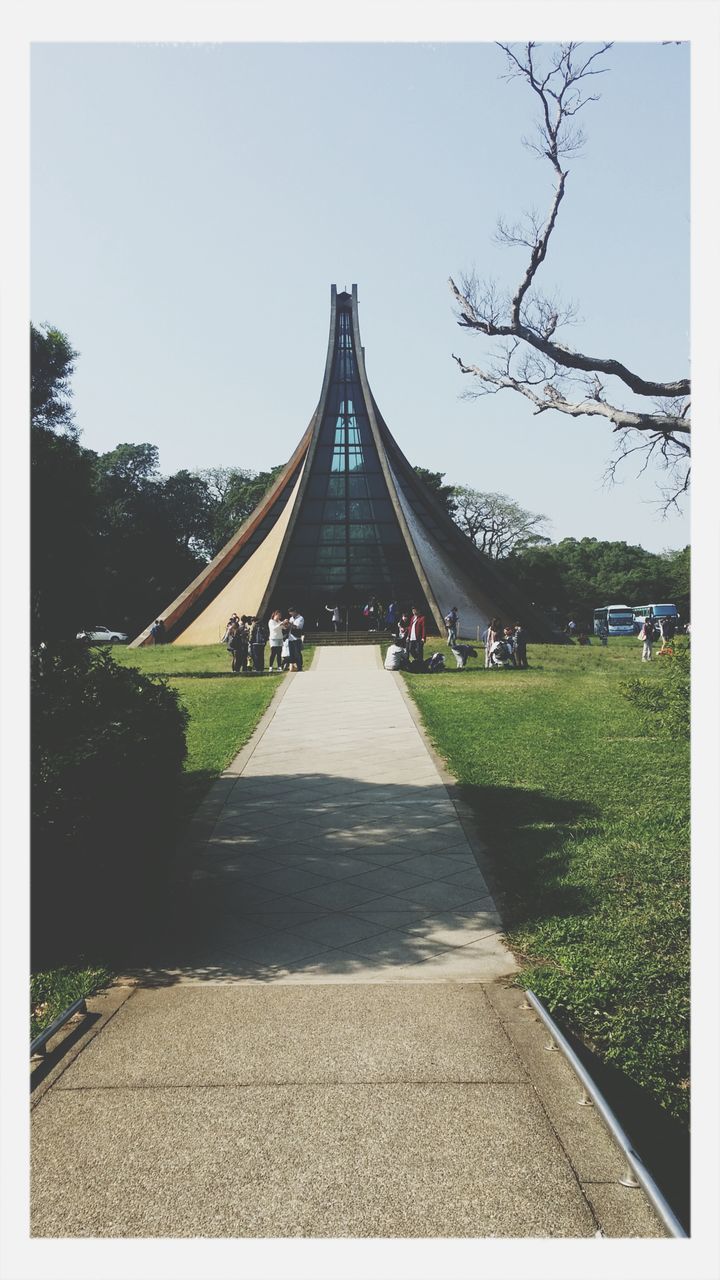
[523, 989, 688, 1239]
[30, 997, 87, 1057]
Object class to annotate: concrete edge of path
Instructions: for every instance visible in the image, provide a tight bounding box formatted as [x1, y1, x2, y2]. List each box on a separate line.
[173, 663, 301, 859]
[390, 668, 516, 934]
[222, 666, 304, 778]
[31, 983, 137, 1108]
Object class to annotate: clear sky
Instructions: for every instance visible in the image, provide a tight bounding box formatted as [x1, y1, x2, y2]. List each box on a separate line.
[31, 40, 690, 552]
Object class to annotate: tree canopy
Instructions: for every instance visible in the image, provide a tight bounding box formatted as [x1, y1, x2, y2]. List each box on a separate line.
[452, 488, 549, 558]
[504, 537, 690, 624]
[31, 323, 79, 436]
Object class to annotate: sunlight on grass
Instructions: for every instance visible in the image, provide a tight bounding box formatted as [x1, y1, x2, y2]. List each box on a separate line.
[403, 637, 689, 1121]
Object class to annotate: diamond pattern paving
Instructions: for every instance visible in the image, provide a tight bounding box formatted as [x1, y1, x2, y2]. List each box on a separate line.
[137, 646, 517, 984]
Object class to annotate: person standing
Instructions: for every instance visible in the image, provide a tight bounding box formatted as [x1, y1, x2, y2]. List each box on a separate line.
[249, 616, 268, 673]
[639, 615, 655, 662]
[222, 612, 239, 644]
[268, 610, 285, 670]
[513, 623, 528, 669]
[288, 607, 305, 671]
[444, 606, 459, 647]
[485, 618, 501, 669]
[385, 601, 398, 631]
[597, 620, 608, 647]
[226, 623, 244, 674]
[236, 616, 251, 672]
[364, 598, 378, 632]
[325, 604, 341, 633]
[407, 606, 426, 670]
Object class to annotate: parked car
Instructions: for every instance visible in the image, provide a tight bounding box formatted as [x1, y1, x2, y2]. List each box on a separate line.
[76, 625, 128, 644]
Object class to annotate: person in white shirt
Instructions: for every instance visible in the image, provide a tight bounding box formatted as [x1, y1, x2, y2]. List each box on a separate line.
[288, 608, 305, 671]
[268, 610, 285, 671]
[384, 638, 407, 671]
[325, 604, 341, 632]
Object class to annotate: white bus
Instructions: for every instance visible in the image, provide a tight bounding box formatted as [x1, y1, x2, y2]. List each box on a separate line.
[633, 603, 679, 631]
[593, 604, 636, 637]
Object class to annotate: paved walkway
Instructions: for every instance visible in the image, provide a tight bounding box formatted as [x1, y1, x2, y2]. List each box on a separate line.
[31, 647, 664, 1237]
[141, 644, 517, 983]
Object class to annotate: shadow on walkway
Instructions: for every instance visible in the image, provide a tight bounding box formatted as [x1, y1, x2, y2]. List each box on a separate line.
[104, 772, 597, 985]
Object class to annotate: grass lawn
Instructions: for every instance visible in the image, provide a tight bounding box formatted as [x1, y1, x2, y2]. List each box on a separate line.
[31, 963, 114, 1042]
[402, 636, 690, 1122]
[113, 643, 314, 814]
[31, 644, 307, 1038]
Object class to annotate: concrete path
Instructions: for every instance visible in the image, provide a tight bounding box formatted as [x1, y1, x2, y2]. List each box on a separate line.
[31, 647, 665, 1237]
[136, 644, 517, 984]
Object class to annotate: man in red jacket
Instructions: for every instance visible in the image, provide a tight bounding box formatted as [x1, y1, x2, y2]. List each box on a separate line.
[407, 605, 426, 670]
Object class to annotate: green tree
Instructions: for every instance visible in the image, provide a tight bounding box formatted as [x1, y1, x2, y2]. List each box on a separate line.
[412, 467, 457, 518]
[31, 323, 97, 640]
[657, 546, 690, 618]
[200, 464, 285, 554]
[162, 469, 215, 556]
[97, 441, 160, 487]
[505, 536, 689, 624]
[31, 323, 79, 436]
[31, 428, 98, 642]
[93, 446, 208, 634]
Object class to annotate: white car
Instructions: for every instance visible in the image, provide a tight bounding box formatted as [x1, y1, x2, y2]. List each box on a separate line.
[76, 625, 128, 644]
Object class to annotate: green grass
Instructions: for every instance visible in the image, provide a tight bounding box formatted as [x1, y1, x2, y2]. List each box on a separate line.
[401, 636, 690, 1121]
[32, 644, 302, 1039]
[114, 643, 314, 813]
[31, 963, 114, 1041]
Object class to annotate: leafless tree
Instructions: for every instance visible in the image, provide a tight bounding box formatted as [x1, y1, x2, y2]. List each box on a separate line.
[452, 486, 549, 558]
[449, 42, 690, 508]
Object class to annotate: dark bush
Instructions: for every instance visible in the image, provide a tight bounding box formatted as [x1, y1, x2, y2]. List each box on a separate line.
[31, 642, 188, 966]
[619, 641, 690, 740]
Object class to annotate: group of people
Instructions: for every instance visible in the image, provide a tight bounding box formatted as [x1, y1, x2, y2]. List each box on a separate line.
[383, 606, 436, 671]
[382, 606, 527, 674]
[481, 620, 528, 670]
[223, 608, 305, 674]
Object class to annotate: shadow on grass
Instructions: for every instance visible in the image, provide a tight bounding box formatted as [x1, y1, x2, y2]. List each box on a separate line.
[450, 782, 600, 931]
[145, 670, 284, 680]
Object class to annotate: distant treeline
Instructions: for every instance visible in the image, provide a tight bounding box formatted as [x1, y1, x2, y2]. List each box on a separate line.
[502, 538, 689, 627]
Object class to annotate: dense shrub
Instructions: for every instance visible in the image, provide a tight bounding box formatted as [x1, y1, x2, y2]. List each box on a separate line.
[32, 642, 188, 966]
[620, 641, 690, 740]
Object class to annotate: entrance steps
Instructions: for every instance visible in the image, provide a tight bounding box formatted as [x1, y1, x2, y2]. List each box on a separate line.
[304, 631, 388, 646]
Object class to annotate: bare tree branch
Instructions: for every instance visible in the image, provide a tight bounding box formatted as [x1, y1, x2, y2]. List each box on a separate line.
[452, 352, 691, 437]
[450, 275, 690, 401]
[450, 40, 690, 497]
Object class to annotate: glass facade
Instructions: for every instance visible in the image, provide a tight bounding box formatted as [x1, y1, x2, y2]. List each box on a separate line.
[273, 298, 431, 617]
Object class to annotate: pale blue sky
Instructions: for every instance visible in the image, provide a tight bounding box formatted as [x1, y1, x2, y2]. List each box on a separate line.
[31, 41, 690, 551]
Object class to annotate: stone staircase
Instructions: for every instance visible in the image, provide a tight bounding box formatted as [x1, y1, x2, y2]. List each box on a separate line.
[303, 630, 386, 646]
